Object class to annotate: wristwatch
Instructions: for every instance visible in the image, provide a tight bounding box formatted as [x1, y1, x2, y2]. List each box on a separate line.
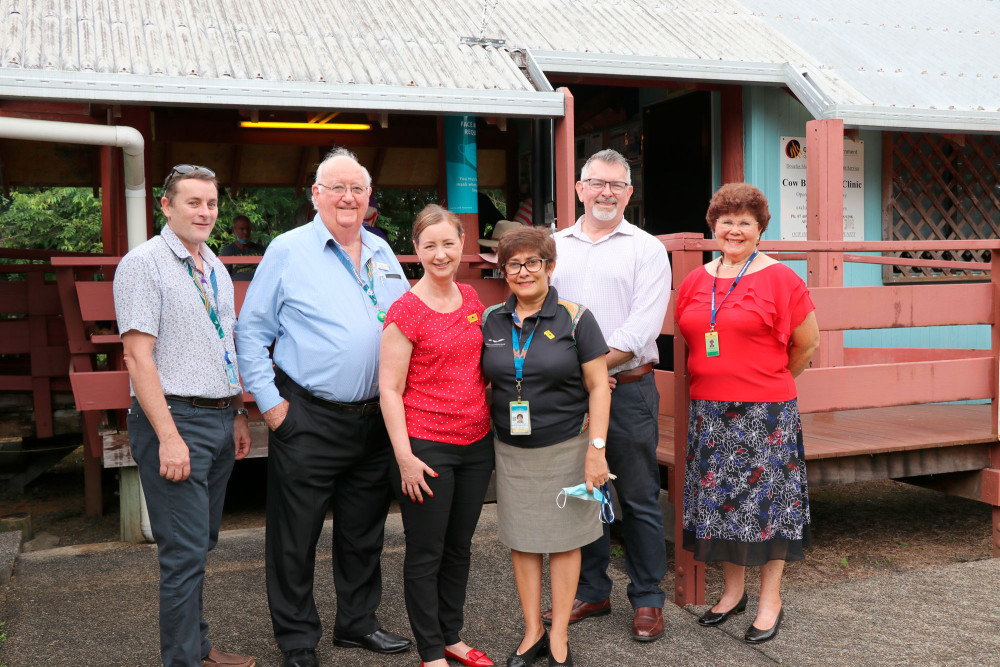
[589, 438, 606, 450]
[234, 407, 249, 418]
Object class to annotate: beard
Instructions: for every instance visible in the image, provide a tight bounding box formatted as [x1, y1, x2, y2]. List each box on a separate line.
[592, 198, 620, 222]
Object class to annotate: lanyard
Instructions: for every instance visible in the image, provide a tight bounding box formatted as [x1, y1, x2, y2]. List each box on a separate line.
[331, 242, 384, 320]
[511, 320, 537, 400]
[186, 262, 225, 340]
[710, 250, 758, 332]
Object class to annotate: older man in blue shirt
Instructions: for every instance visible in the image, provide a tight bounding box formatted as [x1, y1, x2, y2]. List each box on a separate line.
[236, 149, 411, 667]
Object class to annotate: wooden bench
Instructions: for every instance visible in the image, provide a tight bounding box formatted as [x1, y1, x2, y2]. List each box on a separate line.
[657, 234, 1000, 606]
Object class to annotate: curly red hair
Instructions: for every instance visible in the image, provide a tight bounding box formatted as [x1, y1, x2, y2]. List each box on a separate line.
[706, 183, 771, 234]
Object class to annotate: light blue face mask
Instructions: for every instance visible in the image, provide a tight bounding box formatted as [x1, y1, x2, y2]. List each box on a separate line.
[556, 481, 615, 524]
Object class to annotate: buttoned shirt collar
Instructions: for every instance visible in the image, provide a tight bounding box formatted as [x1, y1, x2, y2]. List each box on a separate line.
[160, 224, 220, 269]
[565, 216, 637, 244]
[310, 216, 383, 264]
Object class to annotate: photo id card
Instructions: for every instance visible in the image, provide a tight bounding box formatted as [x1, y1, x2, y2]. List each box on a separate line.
[509, 401, 531, 435]
[224, 352, 241, 391]
[705, 331, 720, 357]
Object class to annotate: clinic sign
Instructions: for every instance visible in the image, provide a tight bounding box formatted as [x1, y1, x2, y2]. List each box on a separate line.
[779, 136, 864, 240]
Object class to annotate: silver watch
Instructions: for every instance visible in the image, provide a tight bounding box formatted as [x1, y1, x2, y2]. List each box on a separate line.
[234, 407, 249, 418]
[589, 437, 606, 450]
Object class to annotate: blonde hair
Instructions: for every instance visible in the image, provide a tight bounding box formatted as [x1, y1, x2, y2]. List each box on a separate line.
[412, 204, 464, 243]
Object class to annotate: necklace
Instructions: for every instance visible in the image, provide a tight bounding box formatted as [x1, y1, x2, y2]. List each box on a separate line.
[720, 257, 749, 268]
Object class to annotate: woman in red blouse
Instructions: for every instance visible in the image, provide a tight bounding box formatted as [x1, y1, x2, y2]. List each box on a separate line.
[675, 183, 820, 645]
[380, 205, 495, 667]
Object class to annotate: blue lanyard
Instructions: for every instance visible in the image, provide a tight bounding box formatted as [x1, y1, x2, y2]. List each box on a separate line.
[331, 242, 382, 317]
[511, 321, 536, 400]
[710, 250, 758, 332]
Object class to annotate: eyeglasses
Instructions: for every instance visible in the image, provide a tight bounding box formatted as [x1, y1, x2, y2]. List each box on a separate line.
[164, 164, 215, 190]
[501, 258, 549, 275]
[581, 178, 629, 195]
[317, 183, 368, 197]
[716, 220, 758, 230]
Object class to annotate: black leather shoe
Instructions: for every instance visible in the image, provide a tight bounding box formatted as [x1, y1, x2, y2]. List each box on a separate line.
[698, 592, 748, 627]
[745, 608, 783, 644]
[547, 642, 573, 666]
[333, 628, 412, 654]
[283, 648, 318, 667]
[506, 631, 548, 667]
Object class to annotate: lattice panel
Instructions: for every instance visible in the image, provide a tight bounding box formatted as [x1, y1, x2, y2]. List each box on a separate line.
[882, 133, 1000, 283]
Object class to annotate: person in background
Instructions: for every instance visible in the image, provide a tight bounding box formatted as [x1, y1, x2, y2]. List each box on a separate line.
[218, 215, 265, 281]
[364, 192, 390, 242]
[675, 182, 819, 644]
[236, 149, 412, 667]
[114, 164, 254, 667]
[379, 204, 495, 667]
[481, 226, 612, 667]
[548, 148, 671, 643]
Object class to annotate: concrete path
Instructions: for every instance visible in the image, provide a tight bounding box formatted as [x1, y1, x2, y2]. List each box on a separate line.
[1, 505, 997, 666]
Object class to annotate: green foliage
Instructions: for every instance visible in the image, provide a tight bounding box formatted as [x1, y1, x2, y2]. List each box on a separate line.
[0, 188, 103, 253]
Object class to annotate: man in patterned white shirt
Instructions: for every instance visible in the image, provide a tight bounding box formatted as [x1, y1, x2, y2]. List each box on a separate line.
[548, 148, 672, 643]
[114, 165, 254, 667]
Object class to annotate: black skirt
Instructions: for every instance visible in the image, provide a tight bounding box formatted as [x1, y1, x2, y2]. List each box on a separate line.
[682, 399, 811, 566]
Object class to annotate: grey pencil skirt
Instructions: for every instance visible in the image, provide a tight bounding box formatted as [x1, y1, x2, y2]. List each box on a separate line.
[494, 430, 603, 554]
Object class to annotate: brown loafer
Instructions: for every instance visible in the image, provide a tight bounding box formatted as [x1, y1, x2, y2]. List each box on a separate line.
[541, 597, 611, 625]
[631, 607, 664, 642]
[203, 647, 256, 667]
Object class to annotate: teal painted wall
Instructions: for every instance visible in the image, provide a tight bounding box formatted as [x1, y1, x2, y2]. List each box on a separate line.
[739, 86, 988, 351]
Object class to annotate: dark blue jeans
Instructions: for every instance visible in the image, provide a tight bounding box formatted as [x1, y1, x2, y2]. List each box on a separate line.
[128, 397, 235, 667]
[577, 373, 667, 609]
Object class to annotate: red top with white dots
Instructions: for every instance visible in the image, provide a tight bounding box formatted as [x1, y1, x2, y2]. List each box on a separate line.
[383, 283, 491, 445]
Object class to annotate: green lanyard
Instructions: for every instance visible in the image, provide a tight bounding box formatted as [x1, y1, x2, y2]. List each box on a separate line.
[331, 242, 387, 322]
[186, 262, 225, 340]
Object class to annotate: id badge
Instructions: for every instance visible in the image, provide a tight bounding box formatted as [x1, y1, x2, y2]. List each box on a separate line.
[704, 331, 720, 357]
[224, 352, 241, 391]
[509, 401, 531, 435]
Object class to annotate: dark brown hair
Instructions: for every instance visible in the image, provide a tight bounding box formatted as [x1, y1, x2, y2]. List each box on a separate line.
[497, 226, 556, 267]
[706, 182, 771, 234]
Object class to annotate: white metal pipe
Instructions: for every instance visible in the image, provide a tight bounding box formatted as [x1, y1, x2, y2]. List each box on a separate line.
[0, 115, 154, 541]
[0, 115, 147, 250]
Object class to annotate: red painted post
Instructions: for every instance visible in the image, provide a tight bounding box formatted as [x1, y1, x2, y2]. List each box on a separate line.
[720, 86, 744, 185]
[991, 250, 1000, 556]
[457, 212, 480, 280]
[669, 233, 708, 607]
[805, 119, 845, 368]
[553, 88, 576, 231]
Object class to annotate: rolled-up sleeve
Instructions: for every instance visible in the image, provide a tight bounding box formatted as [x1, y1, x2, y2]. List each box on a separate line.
[235, 244, 285, 413]
[604, 239, 671, 354]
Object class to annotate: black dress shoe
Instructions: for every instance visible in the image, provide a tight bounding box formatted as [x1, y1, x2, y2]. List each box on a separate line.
[333, 628, 412, 654]
[283, 648, 318, 667]
[506, 631, 548, 667]
[698, 592, 748, 627]
[547, 642, 573, 666]
[745, 608, 784, 644]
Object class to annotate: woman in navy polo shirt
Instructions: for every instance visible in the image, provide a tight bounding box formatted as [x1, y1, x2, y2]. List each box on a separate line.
[481, 227, 612, 667]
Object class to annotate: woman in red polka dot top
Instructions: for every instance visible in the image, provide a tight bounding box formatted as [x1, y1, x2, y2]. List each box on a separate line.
[379, 204, 495, 667]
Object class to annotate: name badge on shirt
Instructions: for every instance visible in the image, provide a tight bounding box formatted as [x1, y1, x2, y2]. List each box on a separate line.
[467, 313, 479, 324]
[224, 352, 241, 390]
[705, 331, 720, 357]
[509, 401, 531, 435]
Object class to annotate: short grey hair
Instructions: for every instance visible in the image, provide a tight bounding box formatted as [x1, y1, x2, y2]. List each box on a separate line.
[579, 148, 631, 184]
[311, 148, 372, 208]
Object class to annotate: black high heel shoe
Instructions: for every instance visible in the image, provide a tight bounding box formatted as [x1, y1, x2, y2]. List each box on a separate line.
[698, 592, 748, 627]
[745, 608, 784, 644]
[506, 631, 549, 667]
[547, 643, 573, 666]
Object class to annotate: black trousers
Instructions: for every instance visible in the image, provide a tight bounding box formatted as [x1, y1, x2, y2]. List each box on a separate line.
[389, 435, 495, 662]
[265, 382, 393, 652]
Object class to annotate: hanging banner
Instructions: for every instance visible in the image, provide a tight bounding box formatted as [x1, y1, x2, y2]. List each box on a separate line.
[445, 115, 478, 213]
[779, 136, 864, 240]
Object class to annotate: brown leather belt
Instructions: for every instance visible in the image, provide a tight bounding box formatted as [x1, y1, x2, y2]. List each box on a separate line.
[615, 363, 654, 385]
[165, 395, 233, 409]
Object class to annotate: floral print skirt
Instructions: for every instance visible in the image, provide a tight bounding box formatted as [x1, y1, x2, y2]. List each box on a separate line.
[682, 399, 811, 566]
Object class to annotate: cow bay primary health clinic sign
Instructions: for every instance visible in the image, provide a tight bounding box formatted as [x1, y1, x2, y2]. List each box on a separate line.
[779, 136, 864, 241]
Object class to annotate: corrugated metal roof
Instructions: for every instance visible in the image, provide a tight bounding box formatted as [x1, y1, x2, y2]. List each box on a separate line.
[743, 0, 1000, 130]
[0, 0, 997, 130]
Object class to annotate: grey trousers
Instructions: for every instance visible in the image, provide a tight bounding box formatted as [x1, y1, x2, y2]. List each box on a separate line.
[128, 397, 235, 667]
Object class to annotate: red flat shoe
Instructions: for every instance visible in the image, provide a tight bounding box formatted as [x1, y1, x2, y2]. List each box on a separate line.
[444, 647, 495, 667]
